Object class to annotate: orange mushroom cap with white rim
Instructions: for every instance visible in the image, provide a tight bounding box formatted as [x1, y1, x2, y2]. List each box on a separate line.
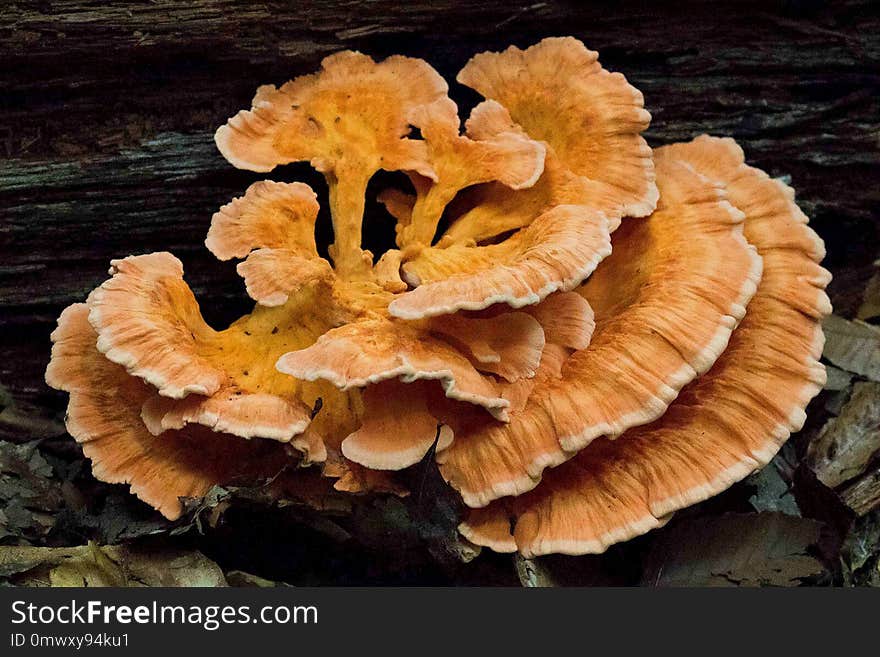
[206, 180, 334, 306]
[215, 51, 448, 278]
[83, 251, 366, 456]
[522, 291, 595, 352]
[340, 380, 453, 471]
[395, 97, 546, 249]
[492, 294, 597, 415]
[276, 318, 512, 422]
[436, 148, 763, 508]
[429, 311, 546, 383]
[390, 204, 613, 319]
[461, 136, 830, 557]
[275, 303, 563, 470]
[442, 101, 626, 246]
[88, 253, 227, 400]
[457, 36, 658, 219]
[236, 249, 334, 308]
[206, 180, 321, 261]
[384, 39, 658, 321]
[45, 304, 292, 520]
[139, 390, 311, 443]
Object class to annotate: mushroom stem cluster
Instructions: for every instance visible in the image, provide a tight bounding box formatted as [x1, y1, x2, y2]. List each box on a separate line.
[46, 37, 829, 556]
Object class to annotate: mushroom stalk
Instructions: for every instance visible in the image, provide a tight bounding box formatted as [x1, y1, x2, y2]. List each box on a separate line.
[326, 168, 373, 280]
[398, 185, 457, 248]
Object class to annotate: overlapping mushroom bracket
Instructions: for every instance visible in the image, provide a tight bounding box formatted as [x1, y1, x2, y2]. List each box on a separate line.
[45, 37, 830, 557]
[455, 137, 830, 556]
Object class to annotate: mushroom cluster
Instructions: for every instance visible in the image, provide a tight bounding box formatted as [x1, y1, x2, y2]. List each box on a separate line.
[46, 38, 830, 556]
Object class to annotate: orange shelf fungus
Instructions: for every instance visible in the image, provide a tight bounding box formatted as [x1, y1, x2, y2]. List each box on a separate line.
[395, 97, 546, 249]
[215, 51, 447, 279]
[46, 38, 828, 556]
[437, 150, 763, 507]
[45, 304, 294, 520]
[459, 137, 830, 556]
[206, 181, 334, 306]
[457, 37, 658, 220]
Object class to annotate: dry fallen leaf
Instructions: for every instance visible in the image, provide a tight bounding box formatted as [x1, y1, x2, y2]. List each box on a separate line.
[0, 542, 227, 587]
[807, 381, 880, 489]
[0, 440, 65, 542]
[641, 513, 825, 587]
[841, 511, 880, 584]
[747, 456, 800, 516]
[822, 315, 880, 381]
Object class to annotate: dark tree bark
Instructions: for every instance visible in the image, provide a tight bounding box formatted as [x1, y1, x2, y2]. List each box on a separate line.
[1, 0, 878, 426]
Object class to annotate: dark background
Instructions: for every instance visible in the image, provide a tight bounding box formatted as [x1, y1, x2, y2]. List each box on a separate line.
[0, 1, 878, 585]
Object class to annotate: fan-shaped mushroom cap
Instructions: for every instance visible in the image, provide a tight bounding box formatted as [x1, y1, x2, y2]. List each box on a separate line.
[459, 505, 518, 554]
[385, 35, 660, 321]
[215, 51, 448, 277]
[429, 311, 546, 382]
[276, 318, 511, 420]
[436, 149, 763, 508]
[395, 97, 546, 248]
[442, 101, 625, 245]
[389, 204, 612, 319]
[206, 181, 320, 260]
[462, 136, 830, 556]
[341, 380, 453, 470]
[205, 181, 333, 306]
[140, 389, 310, 442]
[84, 252, 369, 453]
[377, 104, 619, 319]
[88, 252, 226, 399]
[237, 248, 334, 307]
[45, 304, 291, 520]
[457, 36, 658, 219]
[523, 291, 594, 351]
[499, 344, 578, 414]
